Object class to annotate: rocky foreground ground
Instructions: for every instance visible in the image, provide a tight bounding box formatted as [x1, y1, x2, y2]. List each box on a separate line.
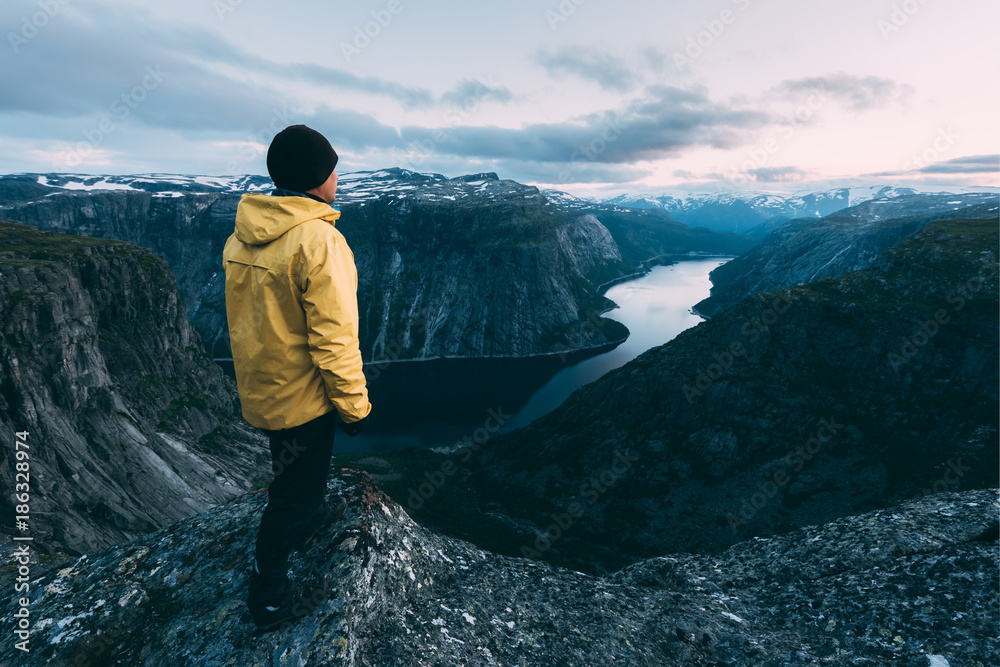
[2, 468, 996, 666]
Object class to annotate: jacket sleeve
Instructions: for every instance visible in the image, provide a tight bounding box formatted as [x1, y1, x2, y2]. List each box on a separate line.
[300, 233, 372, 423]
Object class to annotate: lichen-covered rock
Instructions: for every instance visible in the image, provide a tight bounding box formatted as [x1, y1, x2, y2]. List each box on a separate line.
[1, 468, 995, 666]
[0, 221, 268, 556]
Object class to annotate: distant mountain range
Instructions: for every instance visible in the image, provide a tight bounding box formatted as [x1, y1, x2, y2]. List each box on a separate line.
[9, 173, 997, 236]
[694, 192, 1000, 317]
[14, 170, 558, 205]
[543, 184, 1000, 234]
[0, 170, 753, 364]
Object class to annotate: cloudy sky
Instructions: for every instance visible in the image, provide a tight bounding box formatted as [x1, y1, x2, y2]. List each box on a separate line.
[1, 0, 997, 196]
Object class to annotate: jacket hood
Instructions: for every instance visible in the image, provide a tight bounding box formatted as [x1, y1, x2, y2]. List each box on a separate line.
[233, 193, 341, 245]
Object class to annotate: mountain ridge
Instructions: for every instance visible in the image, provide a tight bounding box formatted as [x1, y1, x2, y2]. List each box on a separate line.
[694, 193, 999, 317]
[0, 170, 751, 364]
[544, 184, 999, 233]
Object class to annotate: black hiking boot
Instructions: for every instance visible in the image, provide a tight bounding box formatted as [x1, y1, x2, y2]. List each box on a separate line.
[295, 496, 347, 551]
[247, 571, 328, 632]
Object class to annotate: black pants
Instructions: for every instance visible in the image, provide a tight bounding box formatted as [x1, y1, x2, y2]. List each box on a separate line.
[254, 409, 337, 583]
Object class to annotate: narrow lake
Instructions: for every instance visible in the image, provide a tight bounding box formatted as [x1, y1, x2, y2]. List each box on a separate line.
[217, 256, 733, 453]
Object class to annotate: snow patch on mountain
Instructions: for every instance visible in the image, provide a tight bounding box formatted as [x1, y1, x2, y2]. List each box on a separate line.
[543, 184, 999, 233]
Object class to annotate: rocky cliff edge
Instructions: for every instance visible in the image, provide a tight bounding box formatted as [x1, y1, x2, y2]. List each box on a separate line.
[2, 468, 996, 666]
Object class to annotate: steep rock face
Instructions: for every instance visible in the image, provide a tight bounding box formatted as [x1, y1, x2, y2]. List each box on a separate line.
[0, 173, 632, 361]
[0, 221, 268, 556]
[0, 189, 244, 358]
[0, 170, 755, 361]
[342, 192, 630, 361]
[470, 216, 999, 571]
[537, 198, 757, 267]
[695, 193, 998, 317]
[554, 213, 623, 287]
[1, 468, 995, 666]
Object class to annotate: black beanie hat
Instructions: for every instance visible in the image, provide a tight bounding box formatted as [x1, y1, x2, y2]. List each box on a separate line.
[266, 125, 338, 193]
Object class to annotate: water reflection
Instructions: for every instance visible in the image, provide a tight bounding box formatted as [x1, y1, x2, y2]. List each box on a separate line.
[215, 256, 732, 453]
[502, 257, 731, 431]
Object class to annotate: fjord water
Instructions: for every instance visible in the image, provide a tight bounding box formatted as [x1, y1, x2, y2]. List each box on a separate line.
[342, 256, 733, 453]
[217, 256, 733, 452]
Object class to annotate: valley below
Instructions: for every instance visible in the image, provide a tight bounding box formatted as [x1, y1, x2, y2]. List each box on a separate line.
[1, 172, 997, 665]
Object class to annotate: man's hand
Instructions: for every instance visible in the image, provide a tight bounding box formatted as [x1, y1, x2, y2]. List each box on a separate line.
[339, 416, 367, 437]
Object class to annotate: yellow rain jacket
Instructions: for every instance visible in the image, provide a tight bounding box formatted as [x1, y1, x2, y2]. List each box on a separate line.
[222, 193, 371, 431]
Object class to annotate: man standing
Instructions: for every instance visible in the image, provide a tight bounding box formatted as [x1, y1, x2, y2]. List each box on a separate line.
[222, 124, 372, 632]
